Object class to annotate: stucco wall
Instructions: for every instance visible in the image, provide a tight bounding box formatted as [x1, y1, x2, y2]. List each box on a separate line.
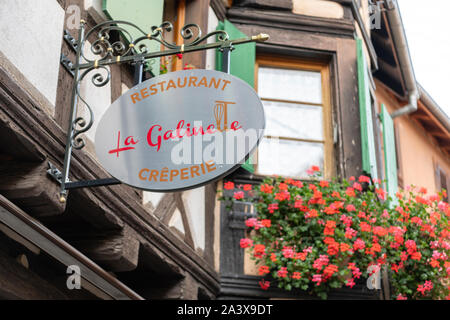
[376, 84, 450, 194]
[0, 0, 65, 107]
[292, 0, 344, 19]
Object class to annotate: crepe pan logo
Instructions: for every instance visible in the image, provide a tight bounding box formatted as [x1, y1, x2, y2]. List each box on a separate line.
[213, 100, 235, 132]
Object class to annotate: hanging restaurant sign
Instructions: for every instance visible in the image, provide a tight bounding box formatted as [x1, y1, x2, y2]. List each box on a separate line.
[95, 69, 265, 192]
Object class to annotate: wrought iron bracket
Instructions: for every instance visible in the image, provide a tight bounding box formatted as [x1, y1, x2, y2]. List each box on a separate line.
[56, 19, 269, 202]
[63, 29, 78, 52]
[60, 53, 75, 77]
[47, 162, 63, 185]
[47, 162, 121, 197]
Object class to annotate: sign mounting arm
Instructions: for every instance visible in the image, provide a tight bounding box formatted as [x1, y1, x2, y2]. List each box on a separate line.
[50, 19, 269, 202]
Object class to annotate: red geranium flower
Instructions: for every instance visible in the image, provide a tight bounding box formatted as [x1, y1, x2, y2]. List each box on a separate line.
[278, 183, 288, 191]
[233, 191, 244, 200]
[353, 238, 366, 251]
[358, 175, 371, 183]
[346, 187, 356, 197]
[260, 184, 274, 194]
[305, 209, 318, 219]
[268, 203, 279, 213]
[259, 279, 270, 290]
[258, 265, 270, 276]
[320, 180, 330, 188]
[254, 244, 266, 258]
[261, 219, 271, 228]
[346, 278, 356, 288]
[240, 238, 253, 248]
[224, 181, 234, 190]
[277, 267, 288, 278]
[411, 251, 422, 261]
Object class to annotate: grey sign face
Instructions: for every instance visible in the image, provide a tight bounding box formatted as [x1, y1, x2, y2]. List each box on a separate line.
[95, 69, 265, 192]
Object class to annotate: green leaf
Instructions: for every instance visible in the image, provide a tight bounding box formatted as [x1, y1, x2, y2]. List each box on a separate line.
[317, 292, 327, 300]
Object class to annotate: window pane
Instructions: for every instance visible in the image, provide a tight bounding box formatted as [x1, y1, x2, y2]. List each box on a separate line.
[257, 138, 324, 178]
[258, 67, 322, 104]
[263, 100, 324, 140]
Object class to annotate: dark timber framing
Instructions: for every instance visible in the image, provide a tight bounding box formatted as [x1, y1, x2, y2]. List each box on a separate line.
[0, 195, 142, 300]
[0, 56, 220, 298]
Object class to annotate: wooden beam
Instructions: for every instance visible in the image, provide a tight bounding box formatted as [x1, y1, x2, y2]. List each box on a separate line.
[0, 248, 68, 299]
[0, 109, 45, 162]
[156, 193, 178, 222]
[429, 130, 450, 140]
[172, 0, 186, 72]
[417, 100, 450, 139]
[65, 188, 124, 231]
[411, 113, 432, 122]
[183, 0, 210, 69]
[174, 193, 195, 249]
[68, 225, 140, 272]
[204, 183, 216, 265]
[0, 160, 66, 217]
[210, 0, 227, 21]
[137, 272, 199, 299]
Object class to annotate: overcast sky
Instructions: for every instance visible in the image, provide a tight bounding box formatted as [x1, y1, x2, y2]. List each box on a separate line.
[397, 0, 450, 117]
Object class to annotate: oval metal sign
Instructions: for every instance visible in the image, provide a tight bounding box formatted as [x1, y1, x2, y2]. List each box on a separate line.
[95, 69, 265, 192]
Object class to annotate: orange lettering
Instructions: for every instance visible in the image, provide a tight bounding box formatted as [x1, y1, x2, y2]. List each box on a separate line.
[131, 92, 140, 104]
[209, 77, 221, 89]
[180, 168, 189, 180]
[139, 168, 149, 180]
[188, 76, 198, 87]
[190, 165, 200, 177]
[205, 160, 216, 172]
[140, 87, 149, 98]
[149, 84, 158, 95]
[149, 170, 159, 181]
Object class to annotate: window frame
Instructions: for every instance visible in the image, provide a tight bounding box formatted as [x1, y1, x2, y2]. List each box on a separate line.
[435, 162, 450, 202]
[254, 55, 334, 180]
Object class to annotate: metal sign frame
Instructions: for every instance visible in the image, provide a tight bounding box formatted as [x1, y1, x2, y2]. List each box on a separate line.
[48, 19, 268, 202]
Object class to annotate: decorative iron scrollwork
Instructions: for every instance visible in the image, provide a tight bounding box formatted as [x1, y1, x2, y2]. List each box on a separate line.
[79, 20, 229, 64]
[70, 20, 230, 149]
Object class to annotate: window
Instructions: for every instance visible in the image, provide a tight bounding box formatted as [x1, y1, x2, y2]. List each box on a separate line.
[255, 56, 333, 179]
[394, 123, 404, 188]
[435, 164, 449, 202]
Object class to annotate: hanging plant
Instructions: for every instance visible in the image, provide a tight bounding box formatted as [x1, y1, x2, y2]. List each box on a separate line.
[220, 166, 450, 300]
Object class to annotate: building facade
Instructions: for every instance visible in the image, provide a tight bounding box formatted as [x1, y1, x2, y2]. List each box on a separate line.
[0, 0, 448, 300]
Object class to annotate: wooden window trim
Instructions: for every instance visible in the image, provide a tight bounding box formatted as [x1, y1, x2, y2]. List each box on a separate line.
[394, 122, 404, 188]
[254, 55, 334, 180]
[435, 161, 450, 202]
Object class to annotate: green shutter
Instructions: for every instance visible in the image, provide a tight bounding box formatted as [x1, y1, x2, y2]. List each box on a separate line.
[357, 38, 378, 180]
[217, 20, 256, 173]
[381, 104, 398, 206]
[102, 0, 164, 76]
